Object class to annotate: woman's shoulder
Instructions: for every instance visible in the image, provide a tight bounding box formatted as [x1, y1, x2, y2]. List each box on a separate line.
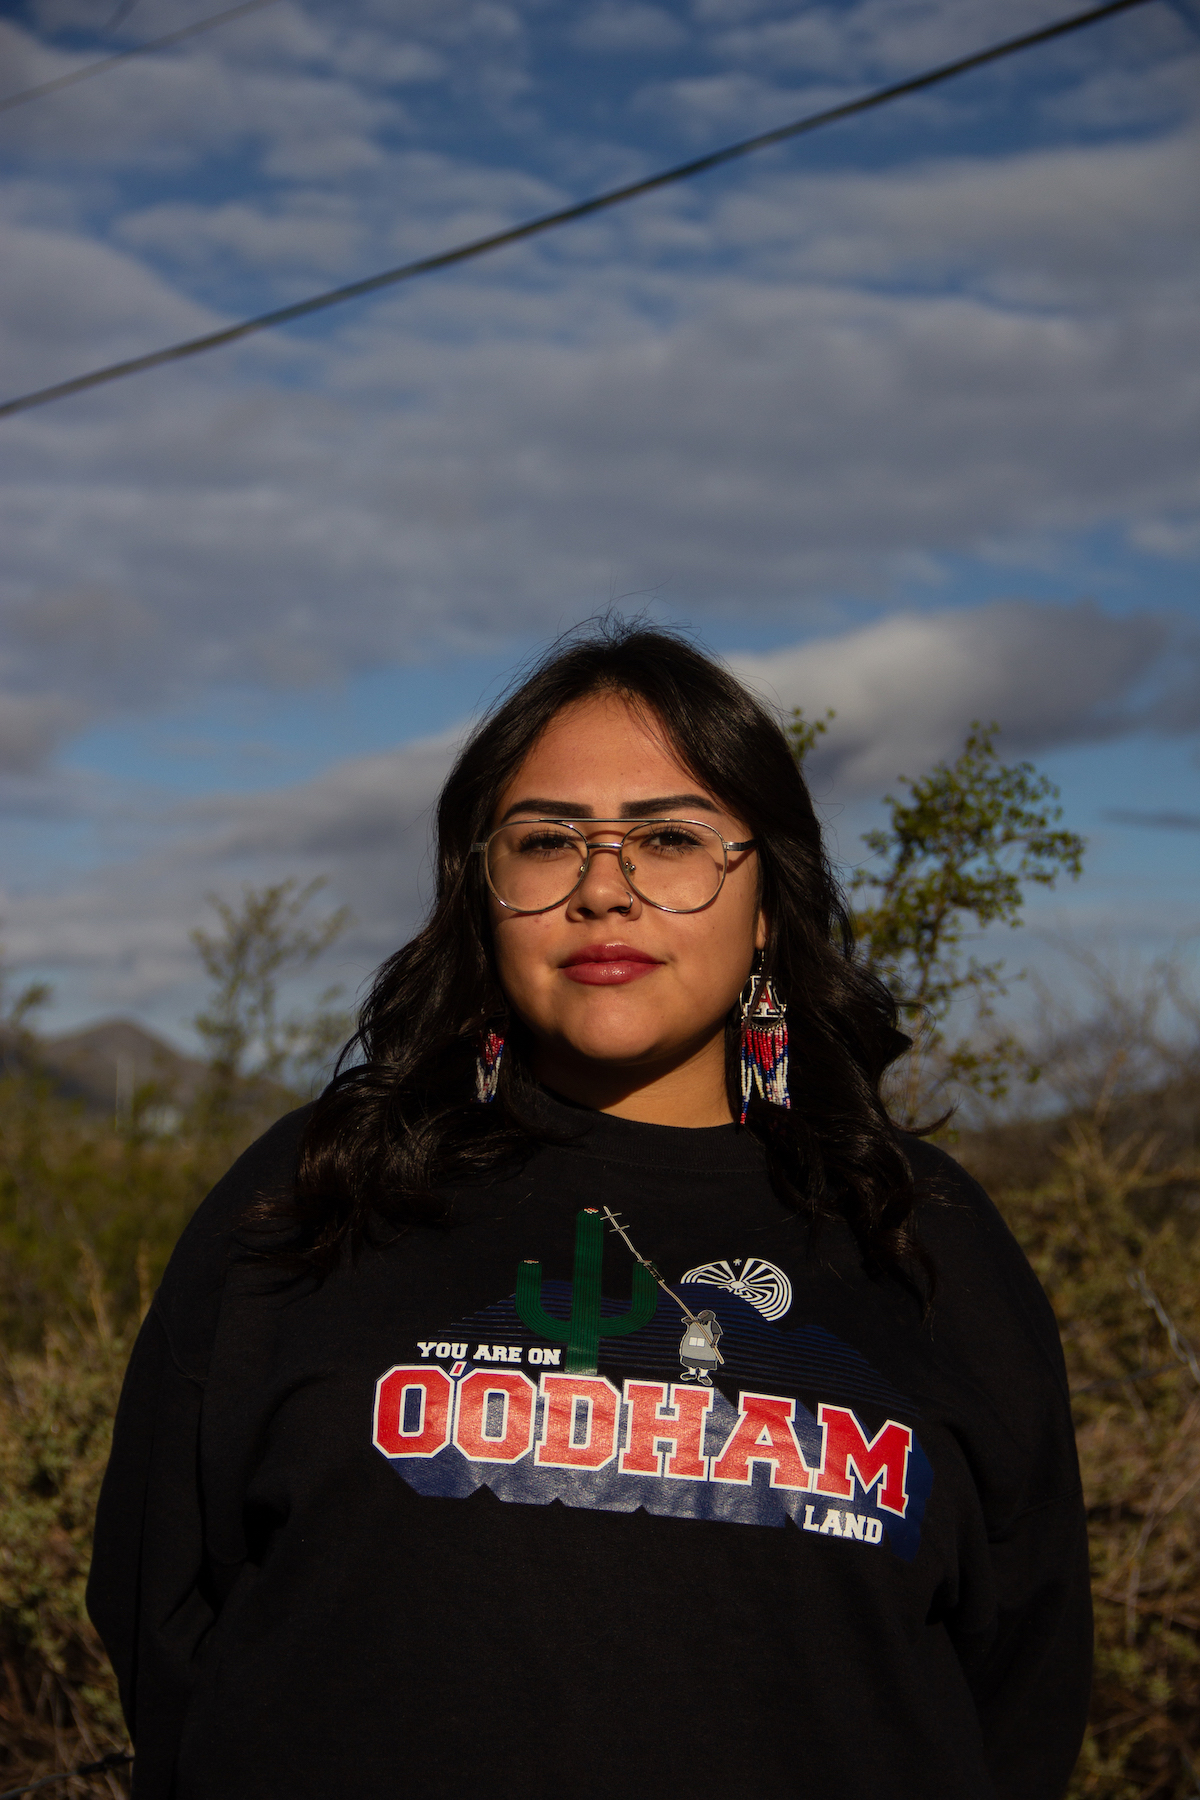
[902, 1134, 1040, 1280]
[153, 1103, 315, 1381]
[903, 1132, 1017, 1237]
[901, 1133, 1070, 1391]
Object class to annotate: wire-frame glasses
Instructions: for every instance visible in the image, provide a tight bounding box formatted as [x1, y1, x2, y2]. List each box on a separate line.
[474, 817, 756, 915]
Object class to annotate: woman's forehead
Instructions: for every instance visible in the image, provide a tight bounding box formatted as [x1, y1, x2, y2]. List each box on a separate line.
[507, 694, 691, 782]
[496, 695, 716, 817]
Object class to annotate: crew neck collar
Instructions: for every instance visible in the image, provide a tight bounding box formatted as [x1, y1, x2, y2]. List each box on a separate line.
[527, 1084, 766, 1175]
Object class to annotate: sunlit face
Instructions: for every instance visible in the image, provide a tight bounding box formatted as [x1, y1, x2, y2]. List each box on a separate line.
[488, 693, 766, 1108]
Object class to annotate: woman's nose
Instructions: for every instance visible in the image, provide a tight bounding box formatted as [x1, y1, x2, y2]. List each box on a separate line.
[565, 840, 640, 917]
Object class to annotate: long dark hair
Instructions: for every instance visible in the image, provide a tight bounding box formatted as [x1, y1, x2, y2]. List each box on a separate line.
[291, 622, 925, 1286]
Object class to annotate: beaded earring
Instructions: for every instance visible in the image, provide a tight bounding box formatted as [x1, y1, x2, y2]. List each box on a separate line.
[739, 961, 789, 1123]
[475, 1027, 505, 1104]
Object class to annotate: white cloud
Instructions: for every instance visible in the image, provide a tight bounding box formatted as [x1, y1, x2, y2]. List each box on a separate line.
[641, 0, 1199, 142]
[702, 0, 1183, 83]
[633, 68, 823, 134]
[3, 47, 389, 177]
[572, 4, 687, 52]
[730, 599, 1178, 791]
[95, 151, 564, 292]
[0, 691, 83, 773]
[115, 198, 367, 278]
[1132, 515, 1200, 559]
[2, 116, 1198, 750]
[0, 586, 170, 772]
[6, 0, 536, 177]
[196, 732, 458, 867]
[704, 129, 1200, 304]
[0, 217, 218, 383]
[0, 727, 462, 1019]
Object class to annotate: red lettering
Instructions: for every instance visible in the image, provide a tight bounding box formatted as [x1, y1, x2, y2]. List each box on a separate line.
[535, 1373, 620, 1470]
[711, 1391, 813, 1491]
[453, 1369, 536, 1463]
[815, 1404, 912, 1516]
[373, 1365, 452, 1458]
[619, 1380, 712, 1479]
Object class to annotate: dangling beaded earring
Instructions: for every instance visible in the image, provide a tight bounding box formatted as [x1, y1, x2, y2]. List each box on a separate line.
[475, 1026, 505, 1103]
[739, 958, 789, 1123]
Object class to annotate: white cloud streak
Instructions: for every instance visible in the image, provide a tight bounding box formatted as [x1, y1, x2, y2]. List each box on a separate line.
[1, 597, 1190, 1021]
[731, 598, 1180, 791]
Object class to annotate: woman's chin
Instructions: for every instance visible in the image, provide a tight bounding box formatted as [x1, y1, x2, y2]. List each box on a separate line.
[539, 1027, 703, 1084]
[553, 1036, 669, 1073]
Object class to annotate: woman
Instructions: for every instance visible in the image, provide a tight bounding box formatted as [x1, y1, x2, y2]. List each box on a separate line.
[88, 624, 1091, 1799]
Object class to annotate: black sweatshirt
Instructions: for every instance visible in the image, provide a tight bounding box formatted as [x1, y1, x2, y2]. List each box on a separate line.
[87, 1096, 1092, 1799]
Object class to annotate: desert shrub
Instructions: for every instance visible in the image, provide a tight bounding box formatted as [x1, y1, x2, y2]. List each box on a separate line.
[0, 1275, 129, 1798]
[961, 1105, 1200, 1800]
[0, 1069, 267, 1353]
[0, 878, 351, 1354]
[0, 878, 350, 1790]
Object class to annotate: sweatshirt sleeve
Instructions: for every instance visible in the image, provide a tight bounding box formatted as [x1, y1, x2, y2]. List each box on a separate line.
[86, 1105, 312, 1799]
[905, 1138, 1093, 1799]
[954, 1487, 1093, 1800]
[86, 1304, 213, 1800]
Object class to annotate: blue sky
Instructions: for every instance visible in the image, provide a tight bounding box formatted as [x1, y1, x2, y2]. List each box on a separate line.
[0, 0, 1198, 1047]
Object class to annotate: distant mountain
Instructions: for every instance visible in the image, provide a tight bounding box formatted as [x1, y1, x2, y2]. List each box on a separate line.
[36, 1019, 207, 1119]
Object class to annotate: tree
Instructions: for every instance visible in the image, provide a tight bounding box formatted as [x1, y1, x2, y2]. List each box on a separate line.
[787, 706, 834, 767]
[190, 879, 353, 1113]
[792, 718, 1085, 1122]
[0, 954, 51, 1080]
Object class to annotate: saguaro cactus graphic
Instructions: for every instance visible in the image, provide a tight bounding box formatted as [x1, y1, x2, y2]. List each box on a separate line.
[516, 1207, 658, 1374]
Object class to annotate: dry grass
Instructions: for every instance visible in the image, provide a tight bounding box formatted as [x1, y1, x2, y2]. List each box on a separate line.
[0, 1286, 130, 1799]
[958, 1084, 1200, 1799]
[0, 1073, 271, 1797]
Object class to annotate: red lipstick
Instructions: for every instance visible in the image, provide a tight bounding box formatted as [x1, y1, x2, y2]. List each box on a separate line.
[561, 943, 662, 986]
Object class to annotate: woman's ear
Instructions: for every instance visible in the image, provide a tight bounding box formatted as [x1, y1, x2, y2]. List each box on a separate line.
[755, 909, 769, 953]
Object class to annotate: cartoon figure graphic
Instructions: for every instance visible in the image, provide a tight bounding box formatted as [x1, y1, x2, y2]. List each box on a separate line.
[679, 1309, 723, 1385]
[602, 1209, 730, 1388]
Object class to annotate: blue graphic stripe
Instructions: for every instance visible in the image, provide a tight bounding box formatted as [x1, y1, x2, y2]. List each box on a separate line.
[446, 1286, 920, 1416]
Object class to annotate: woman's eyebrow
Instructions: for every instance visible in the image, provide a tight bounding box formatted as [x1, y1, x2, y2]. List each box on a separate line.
[497, 794, 719, 824]
[619, 795, 717, 816]
[498, 798, 592, 822]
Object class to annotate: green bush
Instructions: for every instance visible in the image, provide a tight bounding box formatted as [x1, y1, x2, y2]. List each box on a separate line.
[0, 1074, 228, 1353]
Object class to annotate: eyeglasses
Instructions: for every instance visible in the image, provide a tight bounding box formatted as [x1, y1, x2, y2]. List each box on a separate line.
[473, 817, 756, 915]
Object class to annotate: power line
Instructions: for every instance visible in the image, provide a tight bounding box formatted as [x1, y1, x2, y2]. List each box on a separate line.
[0, 0, 1158, 421]
[0, 0, 284, 114]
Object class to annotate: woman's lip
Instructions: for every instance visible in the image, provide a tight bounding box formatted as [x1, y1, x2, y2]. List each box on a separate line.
[560, 944, 663, 986]
[562, 943, 660, 967]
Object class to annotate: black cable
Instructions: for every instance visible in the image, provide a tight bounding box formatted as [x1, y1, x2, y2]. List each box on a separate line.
[0, 1751, 133, 1800]
[0, 0, 1158, 421]
[0, 0, 284, 114]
